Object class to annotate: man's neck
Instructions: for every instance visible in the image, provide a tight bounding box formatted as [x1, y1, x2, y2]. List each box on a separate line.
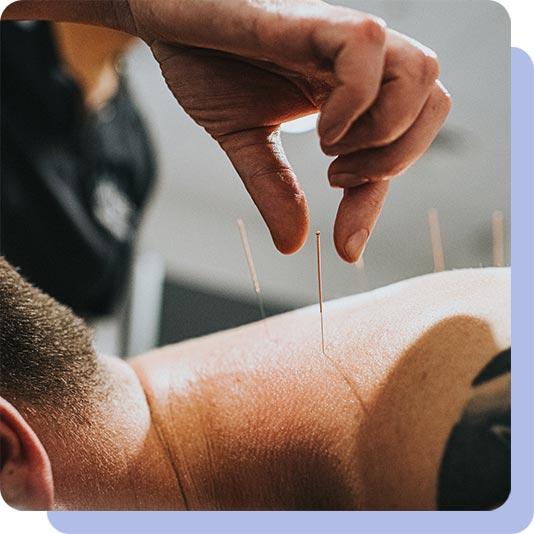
[130, 340, 361, 510]
[36, 356, 186, 510]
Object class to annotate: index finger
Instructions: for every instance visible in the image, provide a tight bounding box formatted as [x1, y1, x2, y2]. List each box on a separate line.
[314, 14, 387, 146]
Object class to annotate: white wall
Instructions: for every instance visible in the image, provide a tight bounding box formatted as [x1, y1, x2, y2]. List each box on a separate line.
[125, 0, 510, 307]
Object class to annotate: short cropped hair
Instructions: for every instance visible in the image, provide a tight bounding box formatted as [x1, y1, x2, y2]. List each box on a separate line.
[0, 256, 102, 417]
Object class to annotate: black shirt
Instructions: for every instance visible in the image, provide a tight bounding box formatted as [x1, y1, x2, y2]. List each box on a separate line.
[1, 21, 156, 315]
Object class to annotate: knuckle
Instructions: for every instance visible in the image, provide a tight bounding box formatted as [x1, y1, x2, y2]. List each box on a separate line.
[427, 81, 452, 118]
[416, 51, 440, 84]
[358, 15, 387, 45]
[436, 82, 453, 113]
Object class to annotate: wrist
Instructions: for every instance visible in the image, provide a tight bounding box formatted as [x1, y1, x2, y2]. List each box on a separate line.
[2, 1, 138, 36]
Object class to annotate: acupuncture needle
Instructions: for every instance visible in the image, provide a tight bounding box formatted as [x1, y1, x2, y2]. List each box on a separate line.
[237, 218, 267, 323]
[492, 210, 505, 267]
[427, 208, 445, 272]
[355, 250, 368, 291]
[314, 230, 368, 415]
[315, 230, 326, 355]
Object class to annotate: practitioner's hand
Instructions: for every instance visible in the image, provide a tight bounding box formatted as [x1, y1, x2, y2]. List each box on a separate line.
[126, 0, 451, 261]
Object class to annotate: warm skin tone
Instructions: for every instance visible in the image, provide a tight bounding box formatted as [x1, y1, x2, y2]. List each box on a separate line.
[1, 268, 510, 510]
[4, 0, 451, 262]
[53, 22, 135, 109]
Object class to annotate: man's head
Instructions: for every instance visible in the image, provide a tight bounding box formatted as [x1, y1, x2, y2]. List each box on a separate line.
[0, 256, 177, 511]
[0, 256, 103, 509]
[0, 256, 102, 416]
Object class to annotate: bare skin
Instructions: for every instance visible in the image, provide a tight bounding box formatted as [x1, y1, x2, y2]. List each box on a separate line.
[53, 23, 136, 109]
[15, 267, 509, 510]
[4, 0, 451, 262]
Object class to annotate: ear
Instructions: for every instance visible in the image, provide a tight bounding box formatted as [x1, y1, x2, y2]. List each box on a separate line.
[0, 397, 54, 510]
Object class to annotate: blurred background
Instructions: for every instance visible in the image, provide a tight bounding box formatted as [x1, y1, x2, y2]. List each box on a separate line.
[123, 0, 510, 353]
[1, 0, 510, 356]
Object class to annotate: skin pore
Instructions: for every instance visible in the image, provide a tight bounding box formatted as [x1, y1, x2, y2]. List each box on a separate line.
[9, 267, 509, 511]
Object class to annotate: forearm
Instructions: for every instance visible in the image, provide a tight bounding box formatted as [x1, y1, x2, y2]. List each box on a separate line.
[2, 0, 136, 34]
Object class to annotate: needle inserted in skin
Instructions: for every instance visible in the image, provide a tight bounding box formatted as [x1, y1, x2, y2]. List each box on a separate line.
[314, 230, 368, 415]
[427, 208, 445, 272]
[237, 218, 266, 321]
[492, 210, 505, 267]
[355, 254, 369, 293]
[315, 230, 326, 355]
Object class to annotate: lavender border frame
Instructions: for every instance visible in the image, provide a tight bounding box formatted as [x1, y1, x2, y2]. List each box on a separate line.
[47, 47, 533, 534]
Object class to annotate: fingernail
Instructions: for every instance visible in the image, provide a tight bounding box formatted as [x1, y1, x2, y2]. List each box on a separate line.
[345, 229, 369, 262]
[330, 174, 369, 188]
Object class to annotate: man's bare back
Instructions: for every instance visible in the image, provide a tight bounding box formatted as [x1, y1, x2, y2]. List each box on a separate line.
[130, 267, 510, 510]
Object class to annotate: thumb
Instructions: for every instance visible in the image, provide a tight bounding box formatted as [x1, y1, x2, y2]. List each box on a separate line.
[219, 127, 309, 254]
